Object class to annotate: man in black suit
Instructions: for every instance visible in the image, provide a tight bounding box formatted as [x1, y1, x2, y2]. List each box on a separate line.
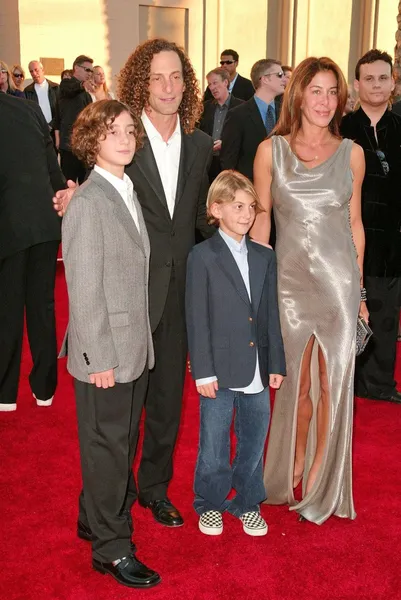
[341, 49, 401, 404]
[220, 58, 285, 182]
[25, 60, 60, 149]
[204, 49, 254, 102]
[0, 93, 66, 412]
[59, 54, 95, 184]
[199, 67, 243, 182]
[54, 40, 214, 540]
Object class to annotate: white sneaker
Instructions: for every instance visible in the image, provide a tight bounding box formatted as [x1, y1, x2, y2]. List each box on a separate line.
[0, 403, 17, 411]
[33, 393, 54, 407]
[199, 510, 223, 536]
[240, 511, 268, 536]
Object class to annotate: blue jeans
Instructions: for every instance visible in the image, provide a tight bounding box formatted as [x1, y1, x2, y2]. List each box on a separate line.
[194, 387, 270, 517]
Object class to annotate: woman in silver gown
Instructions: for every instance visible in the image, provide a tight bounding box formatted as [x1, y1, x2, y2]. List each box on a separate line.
[251, 57, 368, 524]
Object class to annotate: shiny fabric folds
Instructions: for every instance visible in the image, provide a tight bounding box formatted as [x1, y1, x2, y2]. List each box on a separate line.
[263, 136, 360, 524]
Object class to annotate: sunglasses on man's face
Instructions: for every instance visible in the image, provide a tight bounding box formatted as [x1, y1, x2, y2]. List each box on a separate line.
[13, 73, 23, 78]
[262, 71, 284, 80]
[220, 60, 235, 66]
[79, 65, 93, 74]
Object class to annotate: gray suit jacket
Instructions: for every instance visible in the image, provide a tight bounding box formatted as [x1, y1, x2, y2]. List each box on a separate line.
[59, 170, 154, 383]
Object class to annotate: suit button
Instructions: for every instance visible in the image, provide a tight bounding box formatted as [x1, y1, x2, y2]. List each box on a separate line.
[165, 261, 171, 267]
[249, 317, 253, 322]
[249, 341, 254, 347]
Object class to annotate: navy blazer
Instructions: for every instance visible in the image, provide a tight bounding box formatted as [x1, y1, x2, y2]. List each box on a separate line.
[185, 231, 286, 389]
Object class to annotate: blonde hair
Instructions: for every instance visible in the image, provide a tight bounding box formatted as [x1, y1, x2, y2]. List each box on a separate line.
[0, 60, 15, 91]
[207, 170, 264, 225]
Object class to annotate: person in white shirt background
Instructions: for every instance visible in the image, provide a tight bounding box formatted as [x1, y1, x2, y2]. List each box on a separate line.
[25, 60, 60, 149]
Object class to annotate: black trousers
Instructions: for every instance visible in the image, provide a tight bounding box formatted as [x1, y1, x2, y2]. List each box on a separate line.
[0, 241, 59, 406]
[355, 275, 401, 399]
[75, 377, 145, 562]
[130, 272, 188, 505]
[60, 149, 86, 184]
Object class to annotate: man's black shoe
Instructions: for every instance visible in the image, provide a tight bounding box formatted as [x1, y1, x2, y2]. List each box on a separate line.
[379, 390, 401, 404]
[77, 521, 92, 542]
[142, 498, 184, 527]
[77, 521, 136, 552]
[93, 554, 161, 589]
[363, 390, 401, 404]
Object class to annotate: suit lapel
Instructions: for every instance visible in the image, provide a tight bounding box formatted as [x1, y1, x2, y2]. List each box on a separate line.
[248, 97, 267, 139]
[89, 172, 144, 251]
[174, 133, 197, 211]
[247, 239, 268, 313]
[133, 136, 169, 213]
[212, 233, 250, 307]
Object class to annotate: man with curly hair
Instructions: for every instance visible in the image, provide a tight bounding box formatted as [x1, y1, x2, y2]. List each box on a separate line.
[54, 39, 214, 530]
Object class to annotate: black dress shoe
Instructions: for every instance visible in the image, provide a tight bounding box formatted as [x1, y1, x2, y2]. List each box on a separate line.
[364, 390, 401, 403]
[380, 390, 401, 404]
[77, 521, 136, 552]
[93, 554, 161, 589]
[143, 498, 184, 527]
[77, 521, 92, 542]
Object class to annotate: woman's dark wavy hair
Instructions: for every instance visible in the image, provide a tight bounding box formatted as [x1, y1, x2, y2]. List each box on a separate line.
[117, 39, 203, 134]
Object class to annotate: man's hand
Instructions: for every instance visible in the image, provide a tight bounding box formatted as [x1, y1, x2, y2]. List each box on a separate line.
[197, 380, 219, 399]
[89, 369, 115, 388]
[53, 180, 77, 216]
[269, 374, 284, 390]
[213, 139, 222, 152]
[83, 79, 97, 94]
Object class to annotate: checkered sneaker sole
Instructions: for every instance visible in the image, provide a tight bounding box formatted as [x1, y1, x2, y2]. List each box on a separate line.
[240, 511, 268, 536]
[199, 510, 223, 535]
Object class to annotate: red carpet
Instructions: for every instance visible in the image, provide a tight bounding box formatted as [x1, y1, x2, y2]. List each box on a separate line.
[0, 264, 400, 600]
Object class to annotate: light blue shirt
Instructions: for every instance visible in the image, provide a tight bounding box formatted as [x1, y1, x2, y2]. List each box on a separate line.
[195, 228, 264, 394]
[228, 73, 239, 93]
[254, 95, 275, 127]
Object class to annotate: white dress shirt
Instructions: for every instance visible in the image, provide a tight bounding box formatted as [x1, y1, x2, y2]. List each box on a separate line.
[141, 109, 181, 218]
[34, 79, 52, 124]
[94, 165, 140, 232]
[196, 228, 264, 394]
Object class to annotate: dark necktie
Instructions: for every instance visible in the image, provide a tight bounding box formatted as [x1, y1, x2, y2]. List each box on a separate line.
[265, 105, 275, 134]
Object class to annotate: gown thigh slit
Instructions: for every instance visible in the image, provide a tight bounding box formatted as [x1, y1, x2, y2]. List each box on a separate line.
[263, 136, 360, 524]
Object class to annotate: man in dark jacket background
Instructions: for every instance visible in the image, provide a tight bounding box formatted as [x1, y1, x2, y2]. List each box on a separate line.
[59, 54, 95, 183]
[0, 94, 66, 411]
[341, 49, 401, 404]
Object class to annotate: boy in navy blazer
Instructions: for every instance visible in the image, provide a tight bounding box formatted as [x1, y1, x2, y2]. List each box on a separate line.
[186, 170, 286, 537]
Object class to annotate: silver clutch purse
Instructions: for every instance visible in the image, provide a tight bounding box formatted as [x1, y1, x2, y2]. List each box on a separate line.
[356, 317, 373, 356]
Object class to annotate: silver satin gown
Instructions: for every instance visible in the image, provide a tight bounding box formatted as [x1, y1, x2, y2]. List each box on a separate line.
[263, 135, 360, 524]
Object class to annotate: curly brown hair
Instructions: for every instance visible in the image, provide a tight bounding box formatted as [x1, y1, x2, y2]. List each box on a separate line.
[71, 99, 144, 167]
[117, 39, 203, 134]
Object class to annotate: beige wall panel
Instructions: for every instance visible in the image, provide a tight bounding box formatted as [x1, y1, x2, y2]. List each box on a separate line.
[18, 0, 109, 83]
[295, 0, 354, 76]
[213, 0, 268, 83]
[375, 0, 398, 55]
[0, 0, 21, 65]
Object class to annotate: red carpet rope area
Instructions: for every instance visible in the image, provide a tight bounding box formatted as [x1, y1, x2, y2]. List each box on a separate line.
[0, 264, 400, 600]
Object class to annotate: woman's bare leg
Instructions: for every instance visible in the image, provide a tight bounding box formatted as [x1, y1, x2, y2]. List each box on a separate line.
[304, 346, 330, 495]
[293, 336, 314, 488]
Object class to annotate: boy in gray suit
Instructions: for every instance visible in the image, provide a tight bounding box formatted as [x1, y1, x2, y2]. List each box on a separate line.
[60, 100, 160, 589]
[185, 171, 286, 537]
